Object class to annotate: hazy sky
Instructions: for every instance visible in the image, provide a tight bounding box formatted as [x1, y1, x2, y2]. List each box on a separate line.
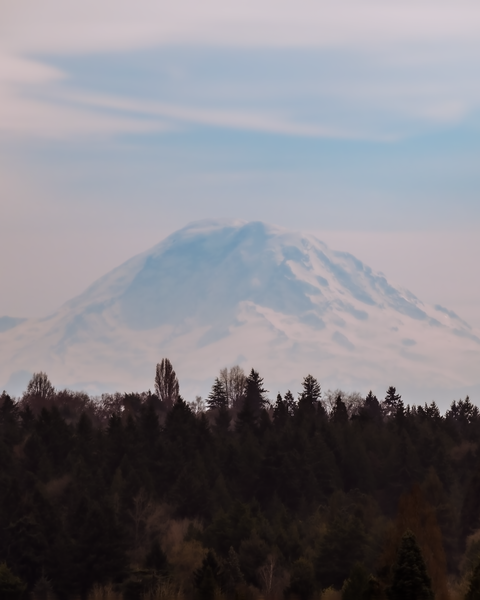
[1, 1, 480, 328]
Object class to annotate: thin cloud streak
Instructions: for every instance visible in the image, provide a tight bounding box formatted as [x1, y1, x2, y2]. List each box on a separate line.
[62, 91, 395, 141]
[2, 2, 480, 140]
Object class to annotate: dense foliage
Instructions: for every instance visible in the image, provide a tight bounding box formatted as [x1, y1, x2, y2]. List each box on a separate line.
[1, 366, 480, 599]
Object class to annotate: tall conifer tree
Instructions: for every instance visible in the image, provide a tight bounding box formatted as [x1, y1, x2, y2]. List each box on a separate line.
[207, 378, 228, 411]
[387, 530, 434, 600]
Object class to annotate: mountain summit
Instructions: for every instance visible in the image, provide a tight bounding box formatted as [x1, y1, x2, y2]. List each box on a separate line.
[1, 220, 479, 402]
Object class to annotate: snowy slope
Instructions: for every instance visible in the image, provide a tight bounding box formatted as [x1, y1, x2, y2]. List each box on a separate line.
[1, 220, 479, 404]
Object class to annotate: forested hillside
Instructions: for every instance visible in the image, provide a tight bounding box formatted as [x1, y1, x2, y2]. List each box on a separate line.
[1, 363, 480, 600]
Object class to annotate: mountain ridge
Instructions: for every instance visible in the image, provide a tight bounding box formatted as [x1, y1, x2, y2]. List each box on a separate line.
[1, 219, 479, 405]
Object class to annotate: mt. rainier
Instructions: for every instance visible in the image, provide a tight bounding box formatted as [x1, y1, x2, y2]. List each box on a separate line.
[1, 220, 479, 404]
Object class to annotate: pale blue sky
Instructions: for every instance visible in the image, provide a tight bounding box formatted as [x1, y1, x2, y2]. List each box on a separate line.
[1, 0, 480, 327]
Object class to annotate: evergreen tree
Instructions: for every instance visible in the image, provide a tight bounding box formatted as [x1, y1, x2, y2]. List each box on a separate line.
[0, 393, 21, 445]
[244, 369, 268, 411]
[0, 393, 19, 424]
[383, 386, 402, 418]
[287, 557, 316, 600]
[387, 530, 434, 600]
[300, 374, 321, 402]
[296, 375, 320, 421]
[214, 406, 232, 434]
[331, 395, 349, 424]
[361, 391, 382, 422]
[273, 394, 289, 427]
[298, 375, 321, 415]
[235, 369, 268, 432]
[207, 378, 228, 411]
[316, 516, 366, 588]
[284, 390, 296, 415]
[383, 485, 449, 600]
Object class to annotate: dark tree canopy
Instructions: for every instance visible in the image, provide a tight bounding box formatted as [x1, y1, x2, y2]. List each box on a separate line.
[0, 369, 479, 599]
[387, 530, 434, 600]
[331, 394, 349, 424]
[235, 369, 268, 432]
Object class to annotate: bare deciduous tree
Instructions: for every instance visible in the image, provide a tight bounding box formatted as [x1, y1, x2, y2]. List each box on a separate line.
[258, 554, 288, 600]
[189, 396, 206, 414]
[25, 372, 55, 399]
[155, 358, 179, 409]
[219, 365, 246, 408]
[324, 389, 364, 417]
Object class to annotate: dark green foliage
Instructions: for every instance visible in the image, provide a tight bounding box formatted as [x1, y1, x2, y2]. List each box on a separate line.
[387, 530, 434, 600]
[67, 496, 127, 595]
[300, 374, 321, 403]
[215, 406, 232, 433]
[287, 557, 316, 600]
[361, 391, 382, 422]
[316, 515, 367, 588]
[331, 395, 349, 424]
[244, 369, 268, 409]
[384, 386, 402, 418]
[273, 393, 289, 427]
[0, 393, 21, 446]
[0, 563, 27, 599]
[297, 374, 321, 418]
[208, 378, 228, 410]
[446, 396, 480, 437]
[236, 369, 268, 432]
[0, 370, 479, 597]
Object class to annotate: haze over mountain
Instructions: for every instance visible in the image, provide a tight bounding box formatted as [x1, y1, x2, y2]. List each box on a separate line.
[1, 220, 479, 405]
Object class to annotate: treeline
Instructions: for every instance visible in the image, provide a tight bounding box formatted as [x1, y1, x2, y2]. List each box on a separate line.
[1, 362, 480, 600]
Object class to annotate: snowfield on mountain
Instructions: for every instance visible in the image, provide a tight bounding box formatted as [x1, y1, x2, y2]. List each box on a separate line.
[1, 219, 479, 404]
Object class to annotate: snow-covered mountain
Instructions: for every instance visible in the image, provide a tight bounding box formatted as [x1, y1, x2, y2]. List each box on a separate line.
[1, 220, 479, 404]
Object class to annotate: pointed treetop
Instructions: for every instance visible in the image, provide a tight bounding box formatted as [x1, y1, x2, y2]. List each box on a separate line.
[300, 374, 321, 404]
[207, 377, 228, 411]
[387, 530, 434, 600]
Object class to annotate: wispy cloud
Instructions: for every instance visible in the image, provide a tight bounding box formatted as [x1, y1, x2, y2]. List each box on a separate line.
[59, 91, 395, 140]
[1, 1, 480, 140]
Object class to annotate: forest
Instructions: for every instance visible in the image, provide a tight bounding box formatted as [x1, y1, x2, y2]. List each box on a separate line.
[1, 360, 480, 600]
